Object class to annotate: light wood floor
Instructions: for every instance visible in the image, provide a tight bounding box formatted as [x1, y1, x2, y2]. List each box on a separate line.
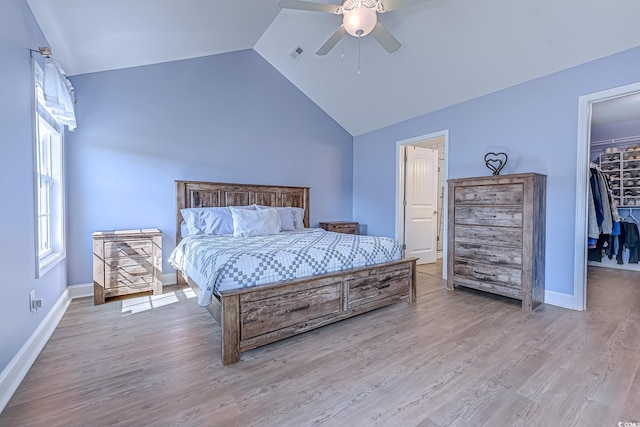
[1, 264, 639, 426]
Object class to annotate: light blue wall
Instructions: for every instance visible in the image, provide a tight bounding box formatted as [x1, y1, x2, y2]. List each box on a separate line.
[0, 0, 68, 373]
[66, 49, 353, 285]
[353, 46, 640, 296]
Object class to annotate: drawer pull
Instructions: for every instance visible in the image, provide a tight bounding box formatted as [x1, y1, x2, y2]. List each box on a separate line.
[286, 304, 310, 313]
[375, 283, 391, 289]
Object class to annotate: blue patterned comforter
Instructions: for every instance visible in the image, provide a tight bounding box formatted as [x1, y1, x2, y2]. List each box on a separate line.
[169, 229, 402, 307]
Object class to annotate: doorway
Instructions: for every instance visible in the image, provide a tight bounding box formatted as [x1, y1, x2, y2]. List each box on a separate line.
[574, 82, 640, 310]
[396, 130, 449, 278]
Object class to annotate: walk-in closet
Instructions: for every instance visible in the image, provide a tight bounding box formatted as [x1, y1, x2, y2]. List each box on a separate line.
[588, 94, 640, 273]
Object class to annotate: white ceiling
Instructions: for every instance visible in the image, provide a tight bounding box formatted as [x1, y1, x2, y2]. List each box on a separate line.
[592, 92, 640, 128]
[26, 0, 640, 136]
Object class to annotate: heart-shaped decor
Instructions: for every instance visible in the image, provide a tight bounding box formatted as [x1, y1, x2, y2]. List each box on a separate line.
[484, 152, 508, 175]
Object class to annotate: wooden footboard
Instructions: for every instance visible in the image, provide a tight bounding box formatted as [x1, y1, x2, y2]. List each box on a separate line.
[185, 257, 417, 365]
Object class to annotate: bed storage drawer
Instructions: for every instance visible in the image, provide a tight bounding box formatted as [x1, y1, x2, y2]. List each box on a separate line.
[347, 268, 410, 309]
[240, 283, 342, 340]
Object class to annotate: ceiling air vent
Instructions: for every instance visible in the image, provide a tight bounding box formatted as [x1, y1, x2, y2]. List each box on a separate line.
[290, 45, 304, 60]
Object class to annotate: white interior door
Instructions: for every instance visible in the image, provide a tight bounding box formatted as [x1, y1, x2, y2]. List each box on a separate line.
[405, 146, 439, 264]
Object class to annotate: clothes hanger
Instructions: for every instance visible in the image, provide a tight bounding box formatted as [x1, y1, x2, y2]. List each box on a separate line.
[623, 208, 639, 223]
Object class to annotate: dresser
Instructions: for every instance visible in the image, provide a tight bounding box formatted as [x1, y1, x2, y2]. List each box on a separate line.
[319, 221, 359, 235]
[447, 173, 546, 310]
[92, 229, 162, 305]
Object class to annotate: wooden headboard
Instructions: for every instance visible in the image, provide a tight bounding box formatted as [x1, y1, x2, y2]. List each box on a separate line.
[175, 180, 310, 246]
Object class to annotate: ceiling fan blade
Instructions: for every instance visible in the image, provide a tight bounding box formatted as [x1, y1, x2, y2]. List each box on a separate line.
[379, 0, 428, 12]
[316, 25, 347, 55]
[278, 0, 342, 14]
[371, 23, 401, 53]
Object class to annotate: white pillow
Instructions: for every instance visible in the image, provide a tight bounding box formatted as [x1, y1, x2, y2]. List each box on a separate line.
[291, 207, 305, 229]
[255, 205, 305, 230]
[181, 205, 256, 236]
[230, 207, 281, 237]
[256, 206, 297, 231]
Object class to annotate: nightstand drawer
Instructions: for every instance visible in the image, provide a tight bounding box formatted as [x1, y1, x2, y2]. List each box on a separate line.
[105, 257, 154, 289]
[104, 239, 152, 259]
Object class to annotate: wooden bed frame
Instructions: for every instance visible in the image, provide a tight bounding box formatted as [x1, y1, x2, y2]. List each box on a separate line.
[175, 180, 417, 365]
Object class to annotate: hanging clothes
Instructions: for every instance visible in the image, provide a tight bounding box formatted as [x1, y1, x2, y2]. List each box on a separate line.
[589, 168, 604, 226]
[587, 166, 621, 261]
[587, 173, 600, 239]
[623, 221, 640, 264]
[596, 171, 613, 234]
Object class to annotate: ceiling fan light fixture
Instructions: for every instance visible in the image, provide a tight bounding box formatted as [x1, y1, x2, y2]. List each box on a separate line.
[343, 6, 377, 37]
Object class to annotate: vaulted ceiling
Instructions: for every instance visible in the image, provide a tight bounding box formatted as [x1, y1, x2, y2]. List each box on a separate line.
[26, 0, 640, 135]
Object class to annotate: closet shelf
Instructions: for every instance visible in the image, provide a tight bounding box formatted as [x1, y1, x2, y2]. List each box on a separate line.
[598, 151, 640, 208]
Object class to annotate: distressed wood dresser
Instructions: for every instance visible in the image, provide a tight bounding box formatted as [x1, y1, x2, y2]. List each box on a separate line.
[447, 173, 546, 310]
[92, 229, 162, 305]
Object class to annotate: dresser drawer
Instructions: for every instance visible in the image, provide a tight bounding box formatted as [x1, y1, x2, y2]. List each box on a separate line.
[348, 268, 410, 309]
[455, 224, 523, 248]
[454, 184, 523, 205]
[104, 239, 152, 259]
[453, 259, 522, 289]
[454, 242, 522, 268]
[241, 283, 342, 340]
[453, 276, 523, 300]
[455, 206, 523, 227]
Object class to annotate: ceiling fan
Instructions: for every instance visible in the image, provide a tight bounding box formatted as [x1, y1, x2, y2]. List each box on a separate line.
[278, 0, 428, 55]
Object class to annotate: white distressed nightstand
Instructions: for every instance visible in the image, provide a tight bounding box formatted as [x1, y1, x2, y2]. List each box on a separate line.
[92, 228, 162, 305]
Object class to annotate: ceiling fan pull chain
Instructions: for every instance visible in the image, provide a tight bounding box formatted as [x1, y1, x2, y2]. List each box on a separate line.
[358, 36, 361, 75]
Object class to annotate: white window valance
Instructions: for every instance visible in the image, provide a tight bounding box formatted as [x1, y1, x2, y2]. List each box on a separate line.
[42, 57, 77, 131]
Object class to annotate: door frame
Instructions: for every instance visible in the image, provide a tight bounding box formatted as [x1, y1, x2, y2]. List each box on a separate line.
[396, 130, 449, 278]
[573, 81, 640, 311]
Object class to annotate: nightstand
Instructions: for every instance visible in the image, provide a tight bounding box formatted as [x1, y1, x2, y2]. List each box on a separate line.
[319, 221, 359, 235]
[92, 228, 162, 305]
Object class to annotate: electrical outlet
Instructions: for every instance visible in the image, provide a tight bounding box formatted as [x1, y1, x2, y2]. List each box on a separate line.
[29, 290, 43, 312]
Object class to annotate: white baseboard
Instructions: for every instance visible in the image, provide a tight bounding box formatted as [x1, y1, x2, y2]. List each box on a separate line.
[163, 273, 177, 286]
[0, 286, 73, 414]
[68, 283, 93, 299]
[544, 290, 574, 310]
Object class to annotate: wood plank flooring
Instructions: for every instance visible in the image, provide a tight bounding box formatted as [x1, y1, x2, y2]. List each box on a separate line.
[1, 264, 639, 426]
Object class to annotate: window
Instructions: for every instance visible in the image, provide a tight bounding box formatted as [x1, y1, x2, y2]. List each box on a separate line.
[33, 59, 65, 277]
